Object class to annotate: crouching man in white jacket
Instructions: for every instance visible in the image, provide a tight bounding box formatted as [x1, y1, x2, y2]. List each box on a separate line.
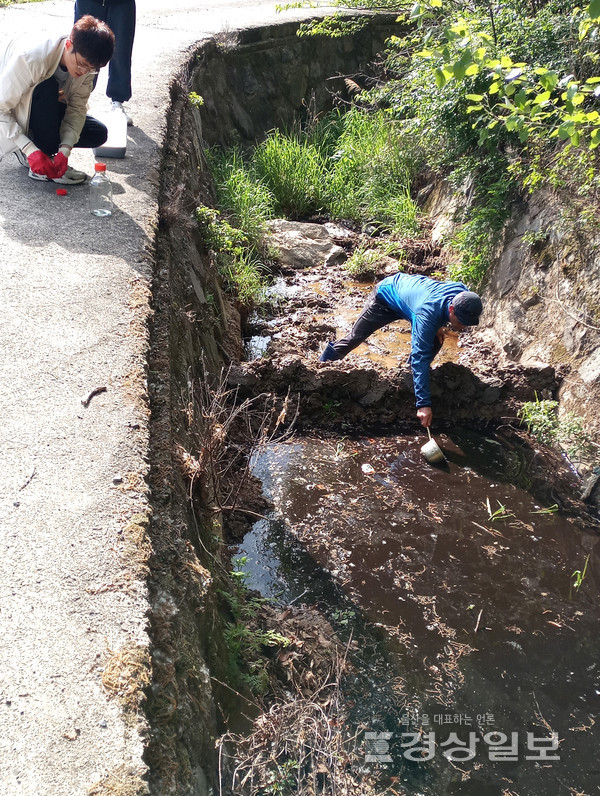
[0, 14, 114, 185]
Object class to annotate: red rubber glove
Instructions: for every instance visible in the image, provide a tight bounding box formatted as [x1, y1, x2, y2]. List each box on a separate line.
[52, 152, 68, 178]
[27, 150, 58, 179]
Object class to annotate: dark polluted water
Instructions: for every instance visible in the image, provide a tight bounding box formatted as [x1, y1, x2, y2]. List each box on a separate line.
[235, 428, 600, 795]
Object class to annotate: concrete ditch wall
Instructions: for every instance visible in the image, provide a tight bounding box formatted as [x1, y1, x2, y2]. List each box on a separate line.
[148, 16, 398, 795]
[193, 17, 399, 149]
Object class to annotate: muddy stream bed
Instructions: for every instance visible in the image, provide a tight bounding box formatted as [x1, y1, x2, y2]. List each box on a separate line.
[231, 260, 600, 794]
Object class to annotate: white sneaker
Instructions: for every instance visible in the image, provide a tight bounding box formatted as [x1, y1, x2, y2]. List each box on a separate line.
[28, 168, 49, 182]
[111, 100, 133, 126]
[28, 166, 88, 184]
[52, 165, 88, 185]
[14, 150, 28, 167]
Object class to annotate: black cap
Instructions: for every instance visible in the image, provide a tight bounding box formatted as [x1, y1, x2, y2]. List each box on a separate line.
[452, 291, 482, 326]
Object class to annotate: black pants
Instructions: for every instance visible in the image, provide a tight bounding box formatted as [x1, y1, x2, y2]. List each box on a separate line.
[75, 0, 136, 103]
[331, 289, 404, 358]
[28, 77, 107, 156]
[331, 288, 443, 360]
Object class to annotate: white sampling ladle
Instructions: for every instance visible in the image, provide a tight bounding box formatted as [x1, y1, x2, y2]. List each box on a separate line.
[421, 427, 446, 464]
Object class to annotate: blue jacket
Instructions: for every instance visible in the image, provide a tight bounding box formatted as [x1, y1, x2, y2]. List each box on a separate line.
[377, 273, 469, 408]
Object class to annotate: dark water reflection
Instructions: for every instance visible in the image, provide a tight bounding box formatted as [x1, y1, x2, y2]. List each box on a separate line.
[237, 429, 600, 795]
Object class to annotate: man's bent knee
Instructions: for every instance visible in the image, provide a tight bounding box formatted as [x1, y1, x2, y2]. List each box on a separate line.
[76, 117, 107, 149]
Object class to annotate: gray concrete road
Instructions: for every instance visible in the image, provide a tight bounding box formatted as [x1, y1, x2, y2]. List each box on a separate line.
[0, 1, 330, 793]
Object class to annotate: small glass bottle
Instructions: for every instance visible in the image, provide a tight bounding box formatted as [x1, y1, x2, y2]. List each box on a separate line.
[89, 162, 113, 217]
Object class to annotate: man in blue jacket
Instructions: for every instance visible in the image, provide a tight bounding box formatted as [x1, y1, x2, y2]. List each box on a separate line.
[319, 273, 483, 428]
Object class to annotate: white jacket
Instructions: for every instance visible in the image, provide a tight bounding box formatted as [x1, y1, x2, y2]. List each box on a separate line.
[0, 34, 94, 157]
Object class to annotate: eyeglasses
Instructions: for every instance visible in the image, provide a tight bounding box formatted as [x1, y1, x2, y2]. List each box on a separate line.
[73, 52, 98, 75]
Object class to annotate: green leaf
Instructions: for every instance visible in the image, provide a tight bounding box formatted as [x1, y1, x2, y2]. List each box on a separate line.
[430, 0, 442, 6]
[539, 72, 559, 91]
[585, 76, 600, 84]
[465, 63, 480, 76]
[451, 19, 468, 36]
[515, 89, 528, 108]
[467, 104, 484, 113]
[500, 55, 513, 68]
[410, 2, 422, 19]
[580, 18, 592, 40]
[518, 127, 529, 142]
[435, 67, 447, 88]
[558, 122, 575, 140]
[489, 81, 501, 95]
[533, 91, 552, 105]
[465, 93, 485, 101]
[589, 0, 600, 19]
[453, 49, 474, 80]
[505, 116, 518, 131]
[571, 130, 580, 146]
[453, 62, 466, 80]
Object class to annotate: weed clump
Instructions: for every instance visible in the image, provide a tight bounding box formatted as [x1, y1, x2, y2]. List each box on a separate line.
[194, 205, 268, 307]
[519, 393, 599, 468]
[220, 556, 292, 695]
[209, 108, 423, 235]
[217, 588, 386, 796]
